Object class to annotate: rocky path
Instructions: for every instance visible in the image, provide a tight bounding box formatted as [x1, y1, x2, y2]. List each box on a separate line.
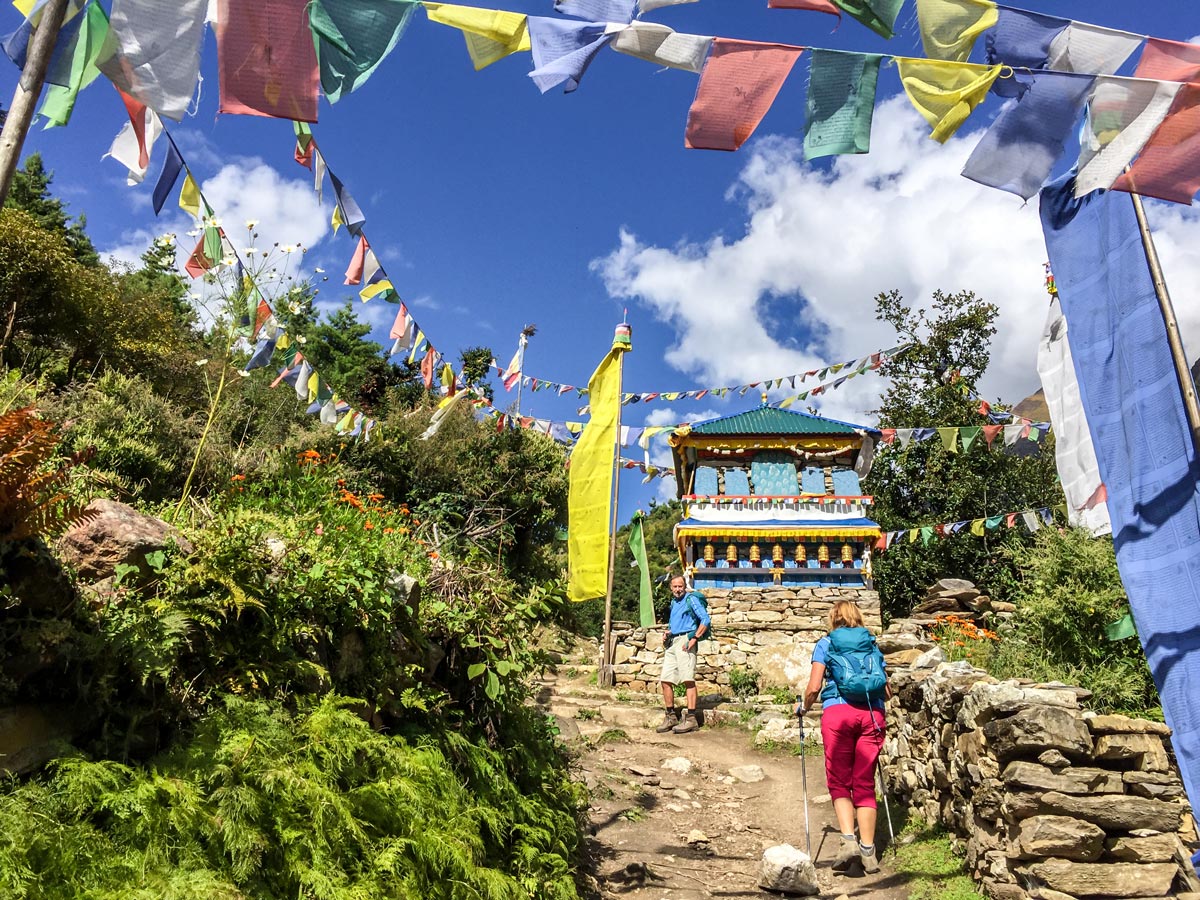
[537, 656, 912, 900]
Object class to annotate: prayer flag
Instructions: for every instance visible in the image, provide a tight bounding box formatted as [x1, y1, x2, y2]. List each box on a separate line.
[568, 334, 630, 602]
[422, 3, 531, 71]
[920, 526, 934, 546]
[526, 17, 611, 94]
[421, 348, 435, 388]
[501, 347, 522, 391]
[985, 6, 1067, 99]
[184, 227, 221, 278]
[937, 427, 958, 453]
[767, 0, 839, 16]
[833, 0, 904, 39]
[555, 0, 635, 23]
[1111, 85, 1200, 205]
[178, 173, 203, 219]
[345, 235, 368, 284]
[329, 170, 366, 236]
[960, 425, 981, 453]
[312, 147, 327, 202]
[1130, 36, 1200, 83]
[804, 49, 881, 160]
[916, 0, 996, 62]
[970, 519, 984, 536]
[962, 71, 1094, 200]
[1047, 21, 1144, 76]
[1104, 613, 1137, 642]
[639, 0, 698, 11]
[37, 1, 108, 128]
[895, 58, 1001, 143]
[981, 424, 1001, 448]
[1041, 173, 1200, 810]
[984, 515, 1003, 530]
[245, 336, 278, 370]
[1074, 77, 1181, 197]
[685, 39, 804, 151]
[360, 267, 395, 302]
[104, 88, 163, 184]
[294, 120, 314, 168]
[217, 0, 319, 121]
[612, 22, 710, 74]
[152, 135, 185, 215]
[309, 0, 419, 104]
[98, 0, 206, 121]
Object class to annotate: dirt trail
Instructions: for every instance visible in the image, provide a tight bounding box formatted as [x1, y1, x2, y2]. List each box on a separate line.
[537, 653, 913, 899]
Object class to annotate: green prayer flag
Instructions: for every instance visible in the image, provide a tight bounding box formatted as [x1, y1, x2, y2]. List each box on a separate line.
[38, 2, 109, 128]
[960, 425, 982, 453]
[310, 0, 420, 104]
[804, 50, 881, 160]
[1105, 612, 1137, 642]
[203, 224, 224, 268]
[627, 512, 655, 628]
[919, 525, 935, 546]
[937, 427, 958, 453]
[833, 0, 905, 38]
[984, 515, 1004, 530]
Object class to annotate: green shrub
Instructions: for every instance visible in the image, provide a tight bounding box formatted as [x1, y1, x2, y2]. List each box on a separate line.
[728, 665, 760, 701]
[987, 527, 1157, 715]
[0, 695, 582, 899]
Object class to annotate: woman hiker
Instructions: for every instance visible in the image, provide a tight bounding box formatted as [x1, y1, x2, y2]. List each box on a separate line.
[795, 599, 890, 874]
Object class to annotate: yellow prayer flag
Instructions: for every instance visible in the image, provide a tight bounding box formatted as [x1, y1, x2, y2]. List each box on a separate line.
[331, 203, 345, 234]
[970, 519, 985, 536]
[306, 371, 319, 404]
[916, 0, 998, 63]
[277, 333, 291, 351]
[178, 173, 202, 219]
[908, 529, 918, 543]
[567, 337, 630, 602]
[895, 58, 1001, 143]
[336, 409, 355, 432]
[13, 0, 34, 15]
[408, 330, 425, 364]
[359, 279, 394, 302]
[423, 3, 531, 71]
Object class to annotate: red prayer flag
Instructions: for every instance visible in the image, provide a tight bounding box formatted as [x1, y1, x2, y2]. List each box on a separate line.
[767, 0, 840, 15]
[295, 134, 314, 169]
[981, 425, 1002, 448]
[251, 298, 272, 339]
[1112, 85, 1200, 204]
[345, 235, 368, 285]
[184, 234, 215, 278]
[685, 39, 804, 151]
[880, 428, 896, 444]
[421, 349, 435, 389]
[217, 0, 319, 122]
[1131, 37, 1200, 83]
[118, 89, 151, 170]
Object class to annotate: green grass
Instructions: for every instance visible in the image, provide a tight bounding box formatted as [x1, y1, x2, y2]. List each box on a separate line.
[891, 821, 980, 900]
[618, 807, 647, 823]
[594, 728, 629, 746]
[574, 707, 599, 720]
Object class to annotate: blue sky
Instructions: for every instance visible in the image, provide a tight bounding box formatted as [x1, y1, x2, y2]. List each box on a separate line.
[3, 0, 1200, 518]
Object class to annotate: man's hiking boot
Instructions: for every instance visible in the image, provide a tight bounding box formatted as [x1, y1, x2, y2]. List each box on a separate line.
[655, 710, 679, 733]
[860, 843, 879, 874]
[831, 836, 860, 873]
[672, 711, 699, 734]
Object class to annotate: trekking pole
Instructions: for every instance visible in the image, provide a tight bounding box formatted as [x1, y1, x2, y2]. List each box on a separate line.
[874, 707, 895, 851]
[797, 709, 811, 858]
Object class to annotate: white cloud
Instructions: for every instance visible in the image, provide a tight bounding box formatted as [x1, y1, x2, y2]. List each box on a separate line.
[594, 96, 1200, 426]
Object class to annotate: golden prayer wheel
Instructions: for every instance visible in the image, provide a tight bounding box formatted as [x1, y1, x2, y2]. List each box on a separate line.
[726, 543, 738, 564]
[749, 543, 761, 565]
[794, 543, 806, 564]
[771, 543, 784, 567]
[702, 543, 715, 566]
[841, 543, 854, 565]
[818, 543, 829, 567]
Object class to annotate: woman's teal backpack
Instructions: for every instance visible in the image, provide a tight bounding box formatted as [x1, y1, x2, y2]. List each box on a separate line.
[824, 626, 886, 703]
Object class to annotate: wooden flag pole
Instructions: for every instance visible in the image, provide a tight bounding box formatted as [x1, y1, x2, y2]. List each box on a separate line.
[1128, 185, 1200, 452]
[0, 0, 70, 208]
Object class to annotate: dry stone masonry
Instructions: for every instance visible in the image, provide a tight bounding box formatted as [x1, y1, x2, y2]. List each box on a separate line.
[609, 586, 881, 693]
[882, 622, 1197, 900]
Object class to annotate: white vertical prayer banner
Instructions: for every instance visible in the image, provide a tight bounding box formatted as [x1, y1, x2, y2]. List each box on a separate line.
[1047, 22, 1144, 75]
[1037, 295, 1111, 535]
[99, 0, 207, 121]
[1075, 77, 1181, 196]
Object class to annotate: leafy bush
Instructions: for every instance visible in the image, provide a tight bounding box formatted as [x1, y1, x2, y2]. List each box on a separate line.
[985, 527, 1157, 715]
[0, 695, 582, 899]
[729, 665, 760, 700]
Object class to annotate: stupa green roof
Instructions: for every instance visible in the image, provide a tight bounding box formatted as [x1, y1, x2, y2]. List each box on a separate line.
[687, 405, 877, 436]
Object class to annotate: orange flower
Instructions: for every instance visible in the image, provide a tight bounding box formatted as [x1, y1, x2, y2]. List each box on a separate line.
[364, 520, 375, 530]
[231, 474, 246, 482]
[368, 493, 384, 502]
[383, 527, 394, 534]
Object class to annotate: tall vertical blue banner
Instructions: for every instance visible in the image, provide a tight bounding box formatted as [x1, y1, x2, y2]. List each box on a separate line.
[1041, 175, 1200, 826]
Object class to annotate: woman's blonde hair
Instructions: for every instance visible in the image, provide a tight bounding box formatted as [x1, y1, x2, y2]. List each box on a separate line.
[829, 599, 865, 631]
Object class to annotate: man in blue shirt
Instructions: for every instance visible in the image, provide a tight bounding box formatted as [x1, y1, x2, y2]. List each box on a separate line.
[657, 575, 711, 734]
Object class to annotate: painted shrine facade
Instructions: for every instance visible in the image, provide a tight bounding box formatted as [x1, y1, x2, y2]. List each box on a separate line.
[669, 405, 880, 590]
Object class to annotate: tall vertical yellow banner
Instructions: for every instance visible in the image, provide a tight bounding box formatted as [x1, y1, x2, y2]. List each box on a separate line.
[568, 328, 629, 601]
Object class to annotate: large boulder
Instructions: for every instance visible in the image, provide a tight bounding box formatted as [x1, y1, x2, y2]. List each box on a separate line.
[756, 641, 815, 690]
[983, 706, 1093, 762]
[759, 844, 818, 895]
[58, 500, 193, 581]
[1002, 761, 1123, 795]
[1014, 816, 1105, 861]
[1022, 859, 1177, 898]
[1005, 791, 1183, 833]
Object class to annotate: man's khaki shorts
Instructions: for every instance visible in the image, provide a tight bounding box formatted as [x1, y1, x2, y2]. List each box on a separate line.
[661, 638, 697, 684]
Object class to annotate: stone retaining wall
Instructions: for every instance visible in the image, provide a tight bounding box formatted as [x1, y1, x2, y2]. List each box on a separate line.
[884, 649, 1198, 899]
[610, 586, 881, 693]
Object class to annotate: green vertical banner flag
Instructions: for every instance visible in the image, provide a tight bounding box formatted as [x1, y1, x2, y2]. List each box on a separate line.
[833, 0, 905, 38]
[38, 2, 110, 128]
[628, 511, 655, 628]
[804, 50, 881, 160]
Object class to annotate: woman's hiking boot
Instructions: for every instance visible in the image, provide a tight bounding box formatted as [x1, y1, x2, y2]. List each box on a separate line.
[832, 835, 860, 873]
[655, 709, 679, 733]
[672, 711, 699, 734]
[859, 843, 879, 874]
